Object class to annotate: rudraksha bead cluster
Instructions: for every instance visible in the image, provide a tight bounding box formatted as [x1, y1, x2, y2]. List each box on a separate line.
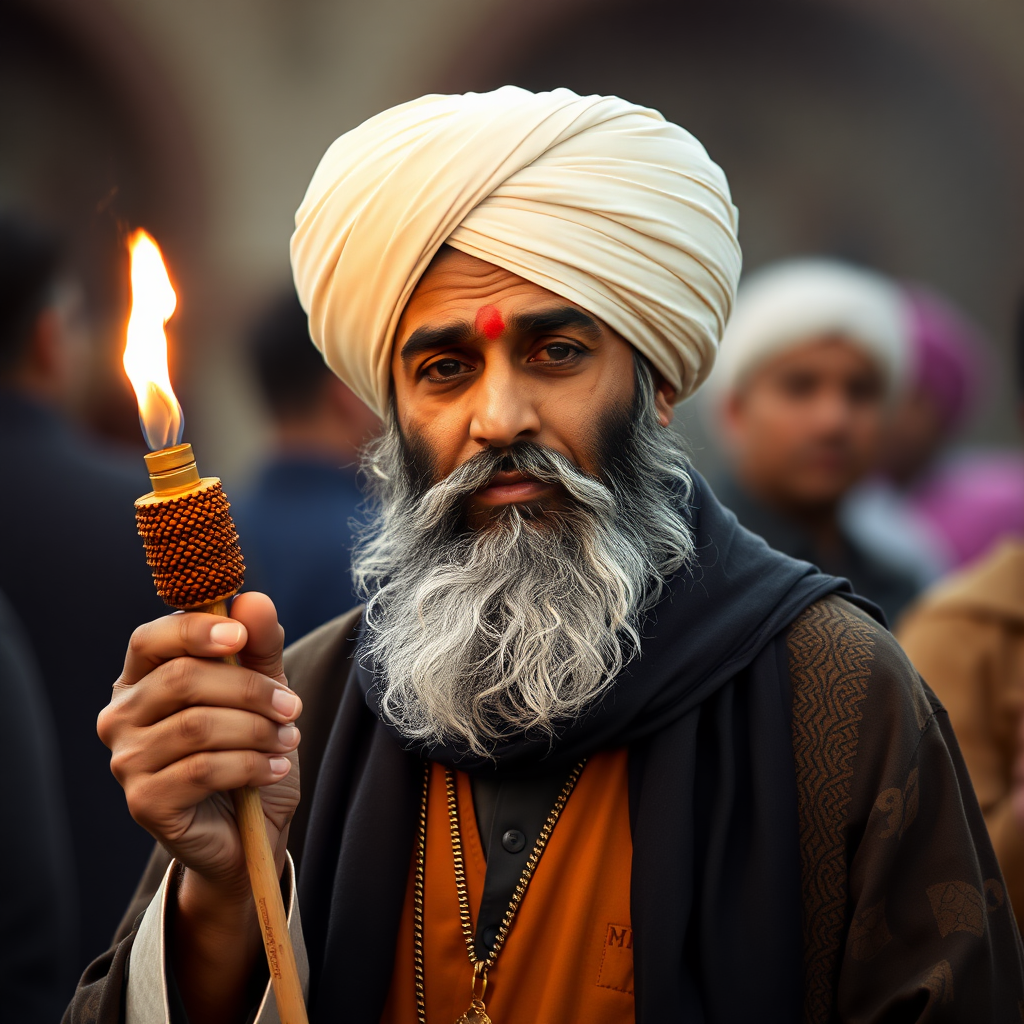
[135, 481, 245, 609]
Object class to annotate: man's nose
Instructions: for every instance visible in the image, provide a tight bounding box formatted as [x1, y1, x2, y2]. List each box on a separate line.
[468, 365, 542, 449]
[811, 391, 856, 434]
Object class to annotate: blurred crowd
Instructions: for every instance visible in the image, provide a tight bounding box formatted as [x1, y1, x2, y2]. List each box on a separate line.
[2, 199, 1023, 1016]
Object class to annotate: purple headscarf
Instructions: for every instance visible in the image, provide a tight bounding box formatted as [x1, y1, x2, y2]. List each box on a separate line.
[911, 453, 1024, 568]
[903, 285, 990, 431]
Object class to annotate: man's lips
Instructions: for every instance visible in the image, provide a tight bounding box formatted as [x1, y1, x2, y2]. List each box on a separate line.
[472, 470, 555, 507]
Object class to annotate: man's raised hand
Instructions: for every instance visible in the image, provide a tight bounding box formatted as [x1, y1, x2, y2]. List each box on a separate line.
[97, 591, 301, 902]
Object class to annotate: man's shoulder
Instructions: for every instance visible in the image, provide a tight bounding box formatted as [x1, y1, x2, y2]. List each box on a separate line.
[788, 594, 908, 667]
[787, 595, 939, 736]
[786, 605, 1024, 1022]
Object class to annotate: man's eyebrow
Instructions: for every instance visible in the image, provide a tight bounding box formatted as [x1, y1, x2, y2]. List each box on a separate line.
[506, 306, 602, 341]
[400, 320, 474, 364]
[399, 305, 603, 364]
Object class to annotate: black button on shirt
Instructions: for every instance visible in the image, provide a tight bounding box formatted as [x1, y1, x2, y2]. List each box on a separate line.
[468, 766, 577, 960]
[502, 829, 526, 853]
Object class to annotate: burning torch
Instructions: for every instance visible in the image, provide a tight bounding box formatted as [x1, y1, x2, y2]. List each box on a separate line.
[122, 230, 307, 1023]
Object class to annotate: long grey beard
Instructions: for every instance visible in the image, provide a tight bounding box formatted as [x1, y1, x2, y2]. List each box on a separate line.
[351, 361, 695, 756]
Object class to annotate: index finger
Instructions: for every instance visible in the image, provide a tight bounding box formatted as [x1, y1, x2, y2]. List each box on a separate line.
[119, 610, 252, 688]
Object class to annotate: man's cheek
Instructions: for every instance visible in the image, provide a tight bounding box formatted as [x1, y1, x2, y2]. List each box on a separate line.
[399, 421, 446, 490]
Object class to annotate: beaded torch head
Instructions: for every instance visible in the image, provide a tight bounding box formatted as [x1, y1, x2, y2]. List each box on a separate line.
[135, 444, 245, 610]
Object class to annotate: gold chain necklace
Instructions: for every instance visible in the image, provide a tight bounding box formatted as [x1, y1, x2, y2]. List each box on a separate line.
[413, 759, 587, 1024]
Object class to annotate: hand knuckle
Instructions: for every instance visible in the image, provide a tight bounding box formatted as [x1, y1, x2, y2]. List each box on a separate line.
[123, 781, 152, 829]
[97, 697, 131, 746]
[96, 707, 114, 746]
[108, 748, 130, 782]
[165, 657, 196, 699]
[127, 624, 151, 658]
[178, 706, 209, 743]
[186, 752, 214, 787]
[252, 714, 270, 744]
[243, 671, 263, 706]
[175, 613, 192, 646]
[178, 612, 207, 649]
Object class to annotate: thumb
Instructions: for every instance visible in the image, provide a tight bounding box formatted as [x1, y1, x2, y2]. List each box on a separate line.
[230, 591, 287, 684]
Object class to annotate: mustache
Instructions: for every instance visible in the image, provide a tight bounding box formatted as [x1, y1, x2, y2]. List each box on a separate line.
[410, 442, 616, 531]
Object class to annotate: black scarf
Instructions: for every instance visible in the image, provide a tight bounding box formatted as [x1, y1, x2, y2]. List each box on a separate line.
[297, 474, 872, 1022]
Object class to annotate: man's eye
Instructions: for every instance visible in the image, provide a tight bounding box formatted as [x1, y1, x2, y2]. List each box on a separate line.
[847, 377, 884, 404]
[533, 342, 579, 363]
[778, 374, 817, 398]
[425, 358, 469, 380]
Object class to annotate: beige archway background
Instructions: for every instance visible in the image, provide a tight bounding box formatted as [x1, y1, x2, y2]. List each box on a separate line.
[3, 0, 1021, 480]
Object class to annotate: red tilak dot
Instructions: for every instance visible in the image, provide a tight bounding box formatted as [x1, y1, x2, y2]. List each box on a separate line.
[474, 305, 505, 340]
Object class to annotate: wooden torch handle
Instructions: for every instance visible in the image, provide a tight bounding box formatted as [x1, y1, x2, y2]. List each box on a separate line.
[232, 786, 307, 1023]
[205, 600, 308, 1024]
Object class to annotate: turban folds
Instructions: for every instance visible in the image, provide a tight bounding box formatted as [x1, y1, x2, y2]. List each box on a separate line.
[709, 258, 910, 403]
[291, 86, 741, 417]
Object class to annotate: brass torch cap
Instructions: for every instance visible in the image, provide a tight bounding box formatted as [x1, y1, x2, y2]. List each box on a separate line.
[145, 443, 201, 495]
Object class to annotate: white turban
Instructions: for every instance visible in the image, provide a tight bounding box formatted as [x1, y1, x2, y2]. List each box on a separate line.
[709, 258, 910, 401]
[291, 86, 741, 417]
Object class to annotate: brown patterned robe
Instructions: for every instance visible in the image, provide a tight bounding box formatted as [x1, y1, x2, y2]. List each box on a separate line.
[791, 598, 1022, 1021]
[67, 597, 1024, 1022]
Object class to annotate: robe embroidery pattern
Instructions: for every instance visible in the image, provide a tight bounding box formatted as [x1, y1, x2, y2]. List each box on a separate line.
[789, 600, 874, 1024]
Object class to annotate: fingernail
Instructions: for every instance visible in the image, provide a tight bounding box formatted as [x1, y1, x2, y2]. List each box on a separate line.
[277, 725, 299, 747]
[271, 689, 300, 718]
[269, 757, 290, 776]
[210, 622, 242, 647]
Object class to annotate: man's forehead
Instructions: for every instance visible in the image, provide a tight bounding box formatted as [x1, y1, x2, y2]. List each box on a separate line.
[397, 248, 602, 339]
[753, 334, 888, 380]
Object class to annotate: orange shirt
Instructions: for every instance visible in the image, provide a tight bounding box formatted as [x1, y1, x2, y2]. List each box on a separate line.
[381, 748, 635, 1023]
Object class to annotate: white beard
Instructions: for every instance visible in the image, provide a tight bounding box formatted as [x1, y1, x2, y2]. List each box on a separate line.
[352, 360, 695, 756]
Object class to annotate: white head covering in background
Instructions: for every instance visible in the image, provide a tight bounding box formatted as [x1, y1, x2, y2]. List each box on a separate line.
[707, 258, 910, 404]
[291, 86, 741, 418]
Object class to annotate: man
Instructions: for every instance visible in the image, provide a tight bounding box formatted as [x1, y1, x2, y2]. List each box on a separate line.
[0, 213, 165, 971]
[897, 297, 1024, 931]
[233, 291, 379, 643]
[70, 88, 1021, 1023]
[708, 259, 921, 623]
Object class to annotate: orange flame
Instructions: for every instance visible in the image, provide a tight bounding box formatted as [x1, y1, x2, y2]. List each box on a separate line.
[123, 229, 184, 450]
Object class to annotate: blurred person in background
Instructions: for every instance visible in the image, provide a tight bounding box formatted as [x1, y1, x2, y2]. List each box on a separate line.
[897, 298, 1024, 929]
[232, 291, 379, 643]
[844, 285, 1023, 584]
[0, 588, 78, 1020]
[710, 258, 920, 623]
[0, 212, 165, 969]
